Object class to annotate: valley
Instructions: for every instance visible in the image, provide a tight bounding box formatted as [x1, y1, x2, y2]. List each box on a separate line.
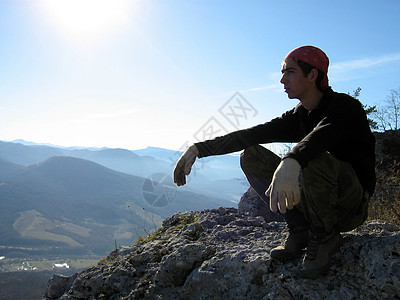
[0, 140, 244, 264]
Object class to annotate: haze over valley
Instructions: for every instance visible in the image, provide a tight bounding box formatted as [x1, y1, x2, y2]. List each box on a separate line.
[0, 139, 246, 268]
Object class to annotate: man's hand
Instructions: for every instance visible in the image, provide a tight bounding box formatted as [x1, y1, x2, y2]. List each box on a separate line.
[173, 145, 199, 186]
[266, 158, 301, 214]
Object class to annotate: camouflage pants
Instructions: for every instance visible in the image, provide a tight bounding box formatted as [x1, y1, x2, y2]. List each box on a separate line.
[240, 145, 368, 233]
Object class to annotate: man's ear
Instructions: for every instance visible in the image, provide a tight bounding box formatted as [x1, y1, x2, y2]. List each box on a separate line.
[307, 68, 319, 83]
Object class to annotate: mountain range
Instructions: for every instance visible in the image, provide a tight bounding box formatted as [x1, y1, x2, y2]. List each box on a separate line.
[0, 140, 248, 200]
[0, 140, 244, 257]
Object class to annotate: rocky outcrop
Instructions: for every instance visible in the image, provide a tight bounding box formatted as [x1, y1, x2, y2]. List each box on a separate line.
[45, 207, 400, 300]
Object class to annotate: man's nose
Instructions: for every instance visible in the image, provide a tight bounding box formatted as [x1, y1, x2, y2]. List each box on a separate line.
[280, 73, 286, 84]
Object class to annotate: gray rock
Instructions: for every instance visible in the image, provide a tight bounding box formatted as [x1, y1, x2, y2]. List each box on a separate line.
[44, 274, 77, 299]
[44, 209, 400, 300]
[238, 187, 285, 222]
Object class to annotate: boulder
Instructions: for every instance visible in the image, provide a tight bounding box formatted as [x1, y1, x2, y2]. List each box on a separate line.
[238, 187, 285, 222]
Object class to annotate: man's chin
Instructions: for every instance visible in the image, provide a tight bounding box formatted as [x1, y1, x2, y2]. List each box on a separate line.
[283, 89, 298, 99]
[286, 93, 296, 99]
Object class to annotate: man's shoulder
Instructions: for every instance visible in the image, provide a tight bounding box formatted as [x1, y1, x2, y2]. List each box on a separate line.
[328, 88, 353, 100]
[327, 88, 362, 108]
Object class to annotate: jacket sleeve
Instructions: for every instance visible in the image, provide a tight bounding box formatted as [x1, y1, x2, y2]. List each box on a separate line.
[195, 108, 301, 158]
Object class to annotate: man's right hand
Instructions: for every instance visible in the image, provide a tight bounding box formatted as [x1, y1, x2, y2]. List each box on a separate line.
[265, 157, 301, 214]
[173, 145, 199, 186]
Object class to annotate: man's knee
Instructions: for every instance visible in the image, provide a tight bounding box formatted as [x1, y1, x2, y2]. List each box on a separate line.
[240, 145, 280, 170]
[240, 145, 281, 184]
[241, 145, 266, 163]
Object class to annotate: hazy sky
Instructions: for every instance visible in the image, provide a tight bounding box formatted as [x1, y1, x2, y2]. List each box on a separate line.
[1, 0, 399, 150]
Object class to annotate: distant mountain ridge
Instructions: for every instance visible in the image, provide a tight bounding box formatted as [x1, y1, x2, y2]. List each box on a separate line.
[0, 140, 248, 201]
[0, 158, 24, 178]
[26, 156, 136, 197]
[0, 141, 64, 166]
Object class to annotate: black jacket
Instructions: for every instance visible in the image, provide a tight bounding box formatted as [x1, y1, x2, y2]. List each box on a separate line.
[195, 88, 376, 195]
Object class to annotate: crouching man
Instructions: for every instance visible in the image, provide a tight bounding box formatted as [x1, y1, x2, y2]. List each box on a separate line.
[173, 46, 376, 279]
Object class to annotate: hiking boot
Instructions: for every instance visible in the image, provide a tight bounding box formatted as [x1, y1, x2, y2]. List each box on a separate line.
[270, 227, 309, 261]
[299, 229, 343, 279]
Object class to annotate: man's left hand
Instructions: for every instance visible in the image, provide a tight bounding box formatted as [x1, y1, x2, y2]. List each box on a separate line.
[173, 145, 199, 186]
[266, 158, 301, 214]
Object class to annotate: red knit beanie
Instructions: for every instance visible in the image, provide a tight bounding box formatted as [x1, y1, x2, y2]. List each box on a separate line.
[285, 46, 329, 90]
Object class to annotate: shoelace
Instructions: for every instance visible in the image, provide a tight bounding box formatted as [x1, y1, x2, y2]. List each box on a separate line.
[305, 237, 320, 261]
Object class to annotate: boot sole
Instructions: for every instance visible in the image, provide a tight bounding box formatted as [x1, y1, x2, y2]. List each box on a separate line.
[270, 249, 305, 262]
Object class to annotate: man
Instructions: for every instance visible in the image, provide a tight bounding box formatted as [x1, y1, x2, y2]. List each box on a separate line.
[173, 46, 376, 278]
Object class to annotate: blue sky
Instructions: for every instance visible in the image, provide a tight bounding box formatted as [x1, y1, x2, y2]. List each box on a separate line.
[0, 0, 399, 150]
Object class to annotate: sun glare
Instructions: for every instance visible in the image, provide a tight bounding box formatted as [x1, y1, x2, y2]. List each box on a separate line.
[39, 0, 134, 42]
